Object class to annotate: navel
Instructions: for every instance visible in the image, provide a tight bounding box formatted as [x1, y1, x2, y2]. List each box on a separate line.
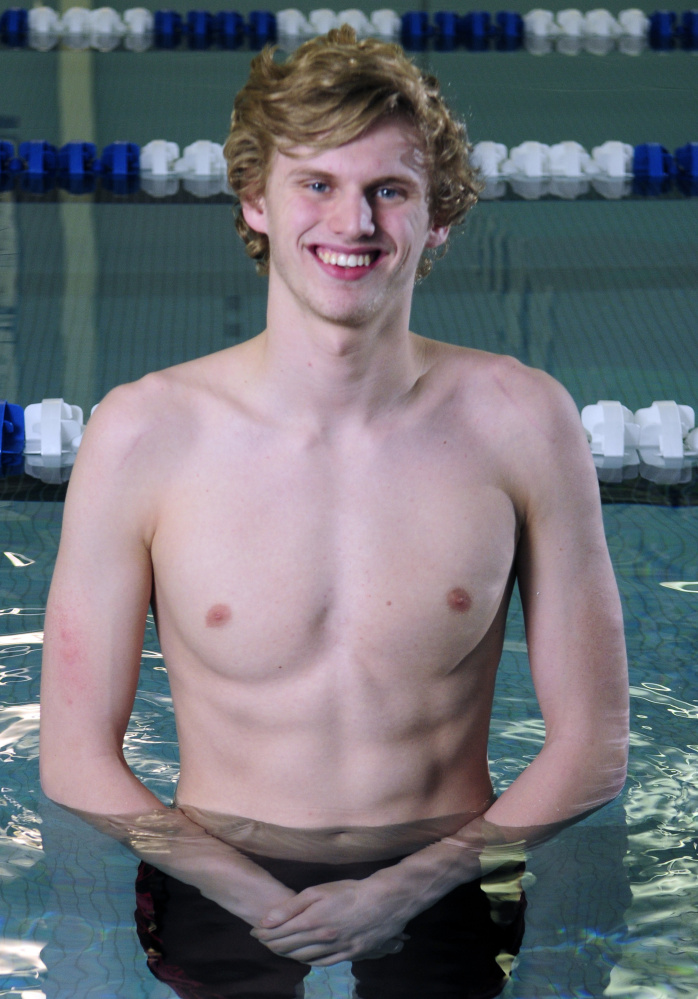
[447, 587, 472, 613]
[205, 603, 232, 628]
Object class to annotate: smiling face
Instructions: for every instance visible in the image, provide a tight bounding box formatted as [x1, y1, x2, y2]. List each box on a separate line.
[241, 118, 449, 332]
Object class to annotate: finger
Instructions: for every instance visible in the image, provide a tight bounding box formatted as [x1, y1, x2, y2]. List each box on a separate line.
[262, 933, 405, 965]
[252, 918, 327, 943]
[258, 894, 315, 928]
[358, 937, 405, 960]
[270, 941, 353, 965]
[252, 922, 339, 949]
[254, 903, 340, 942]
[305, 953, 354, 966]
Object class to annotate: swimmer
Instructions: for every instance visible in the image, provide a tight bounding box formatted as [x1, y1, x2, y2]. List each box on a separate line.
[40, 26, 629, 987]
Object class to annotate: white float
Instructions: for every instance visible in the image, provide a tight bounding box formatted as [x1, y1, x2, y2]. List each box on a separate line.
[141, 140, 181, 177]
[24, 399, 84, 458]
[370, 9, 401, 38]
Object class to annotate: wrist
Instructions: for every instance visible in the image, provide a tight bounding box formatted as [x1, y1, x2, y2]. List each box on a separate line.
[372, 841, 483, 912]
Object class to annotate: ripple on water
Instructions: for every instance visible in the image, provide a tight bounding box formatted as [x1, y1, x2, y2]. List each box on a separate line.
[0, 703, 43, 880]
[609, 683, 698, 995]
[0, 703, 40, 761]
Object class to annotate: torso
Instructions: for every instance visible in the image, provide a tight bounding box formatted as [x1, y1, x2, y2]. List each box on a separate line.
[145, 336, 525, 827]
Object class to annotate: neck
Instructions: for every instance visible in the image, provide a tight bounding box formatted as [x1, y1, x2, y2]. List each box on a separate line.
[248, 287, 426, 430]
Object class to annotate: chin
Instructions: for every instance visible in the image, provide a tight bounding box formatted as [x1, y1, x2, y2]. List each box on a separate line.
[323, 308, 380, 330]
[312, 292, 385, 329]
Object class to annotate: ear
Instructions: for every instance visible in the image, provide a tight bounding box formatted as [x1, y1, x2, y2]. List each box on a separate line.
[241, 197, 268, 235]
[425, 225, 449, 249]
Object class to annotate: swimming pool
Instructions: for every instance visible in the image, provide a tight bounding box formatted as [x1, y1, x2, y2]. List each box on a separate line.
[1, 3, 698, 995]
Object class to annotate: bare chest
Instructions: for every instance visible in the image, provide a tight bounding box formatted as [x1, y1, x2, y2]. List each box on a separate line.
[150, 431, 518, 683]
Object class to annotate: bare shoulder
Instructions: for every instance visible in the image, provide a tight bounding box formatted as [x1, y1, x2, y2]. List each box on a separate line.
[487, 352, 585, 443]
[62, 348, 243, 541]
[77, 344, 251, 471]
[423, 341, 596, 505]
[70, 374, 176, 501]
[83, 360, 204, 448]
[427, 342, 582, 435]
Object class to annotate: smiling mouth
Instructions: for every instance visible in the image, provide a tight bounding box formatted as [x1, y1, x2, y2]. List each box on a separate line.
[315, 248, 380, 268]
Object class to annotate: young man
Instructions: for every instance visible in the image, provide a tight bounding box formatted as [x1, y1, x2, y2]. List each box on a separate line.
[40, 27, 629, 997]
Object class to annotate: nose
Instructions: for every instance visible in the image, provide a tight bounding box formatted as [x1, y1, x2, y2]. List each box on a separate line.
[328, 188, 375, 240]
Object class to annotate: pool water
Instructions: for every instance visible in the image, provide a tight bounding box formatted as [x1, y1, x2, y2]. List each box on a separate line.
[1, 2, 698, 995]
[1, 503, 697, 997]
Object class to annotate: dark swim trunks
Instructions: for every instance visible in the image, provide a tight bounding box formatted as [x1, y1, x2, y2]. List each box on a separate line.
[135, 854, 526, 999]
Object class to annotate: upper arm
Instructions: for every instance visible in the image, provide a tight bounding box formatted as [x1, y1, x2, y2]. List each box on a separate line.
[511, 370, 629, 769]
[40, 382, 163, 803]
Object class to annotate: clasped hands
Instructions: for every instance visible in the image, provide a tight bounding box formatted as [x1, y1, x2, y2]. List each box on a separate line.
[250, 876, 412, 966]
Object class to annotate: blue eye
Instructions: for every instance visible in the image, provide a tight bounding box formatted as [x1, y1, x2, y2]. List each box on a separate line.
[376, 187, 400, 200]
[309, 181, 329, 193]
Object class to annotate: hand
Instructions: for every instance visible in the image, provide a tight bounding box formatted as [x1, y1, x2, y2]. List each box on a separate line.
[250, 878, 411, 965]
[230, 878, 298, 928]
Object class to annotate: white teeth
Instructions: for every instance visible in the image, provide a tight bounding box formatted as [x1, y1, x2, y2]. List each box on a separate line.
[317, 249, 373, 268]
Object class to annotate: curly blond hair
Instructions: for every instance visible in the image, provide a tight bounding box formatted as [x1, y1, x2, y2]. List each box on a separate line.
[224, 25, 480, 279]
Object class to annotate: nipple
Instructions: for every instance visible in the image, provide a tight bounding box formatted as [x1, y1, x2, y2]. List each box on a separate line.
[447, 587, 472, 613]
[205, 603, 232, 628]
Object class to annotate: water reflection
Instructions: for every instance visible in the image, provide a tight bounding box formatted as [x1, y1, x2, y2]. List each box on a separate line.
[31, 794, 638, 999]
[134, 848, 526, 999]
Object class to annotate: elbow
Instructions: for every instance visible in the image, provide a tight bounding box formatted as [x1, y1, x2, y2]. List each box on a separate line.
[39, 726, 91, 808]
[588, 726, 629, 809]
[608, 752, 629, 803]
[39, 752, 70, 807]
[598, 761, 628, 807]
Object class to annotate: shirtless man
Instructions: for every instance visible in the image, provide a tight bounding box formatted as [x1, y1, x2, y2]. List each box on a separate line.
[40, 26, 629, 994]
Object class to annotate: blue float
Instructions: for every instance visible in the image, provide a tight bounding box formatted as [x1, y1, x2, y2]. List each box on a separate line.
[649, 9, 676, 48]
[0, 7, 28, 46]
[248, 11, 276, 47]
[186, 10, 214, 49]
[675, 142, 698, 177]
[460, 11, 491, 50]
[58, 142, 97, 176]
[57, 142, 98, 194]
[100, 141, 140, 177]
[215, 11, 244, 48]
[675, 141, 698, 195]
[434, 11, 459, 50]
[633, 142, 675, 196]
[98, 142, 140, 193]
[495, 11, 524, 50]
[0, 142, 14, 192]
[633, 143, 675, 178]
[0, 140, 14, 174]
[1, 402, 25, 460]
[401, 11, 430, 50]
[18, 140, 57, 177]
[679, 9, 698, 48]
[99, 141, 140, 194]
[154, 10, 183, 48]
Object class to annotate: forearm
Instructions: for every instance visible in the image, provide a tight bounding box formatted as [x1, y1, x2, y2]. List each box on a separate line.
[69, 803, 296, 924]
[42, 757, 295, 925]
[363, 814, 524, 923]
[483, 731, 627, 830]
[367, 734, 627, 920]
